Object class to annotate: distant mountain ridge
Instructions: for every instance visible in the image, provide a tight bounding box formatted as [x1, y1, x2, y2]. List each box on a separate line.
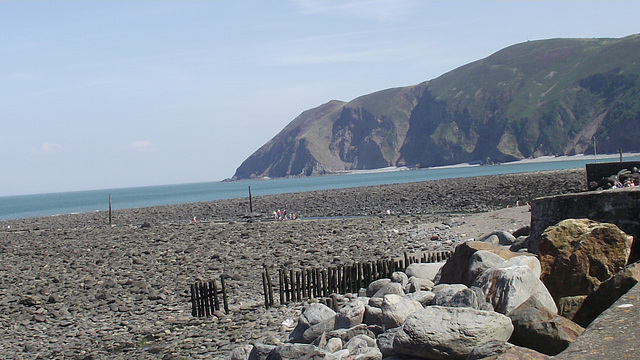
[233, 34, 640, 180]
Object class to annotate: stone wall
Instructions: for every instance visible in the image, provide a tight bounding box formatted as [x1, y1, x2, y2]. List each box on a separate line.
[529, 187, 640, 262]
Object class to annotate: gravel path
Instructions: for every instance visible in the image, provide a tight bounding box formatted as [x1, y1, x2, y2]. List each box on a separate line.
[0, 169, 585, 359]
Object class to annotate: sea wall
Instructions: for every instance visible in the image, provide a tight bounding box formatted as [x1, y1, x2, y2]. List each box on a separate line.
[529, 187, 640, 261]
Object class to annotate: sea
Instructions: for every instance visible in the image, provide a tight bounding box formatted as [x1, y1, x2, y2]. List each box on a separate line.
[1, 154, 638, 221]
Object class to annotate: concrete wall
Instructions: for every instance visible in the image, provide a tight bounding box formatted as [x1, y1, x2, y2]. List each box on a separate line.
[529, 187, 640, 261]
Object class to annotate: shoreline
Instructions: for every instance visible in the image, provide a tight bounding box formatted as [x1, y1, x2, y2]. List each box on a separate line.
[2, 168, 586, 230]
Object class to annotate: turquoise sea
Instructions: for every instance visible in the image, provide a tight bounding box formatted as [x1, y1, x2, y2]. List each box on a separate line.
[1, 155, 638, 221]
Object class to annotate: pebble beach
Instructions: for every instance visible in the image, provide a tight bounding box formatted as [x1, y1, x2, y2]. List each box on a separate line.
[0, 169, 585, 359]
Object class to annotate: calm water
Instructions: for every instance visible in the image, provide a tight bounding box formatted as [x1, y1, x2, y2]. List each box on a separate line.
[1, 155, 637, 221]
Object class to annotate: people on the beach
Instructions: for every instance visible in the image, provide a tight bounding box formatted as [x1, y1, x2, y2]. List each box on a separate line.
[273, 209, 297, 221]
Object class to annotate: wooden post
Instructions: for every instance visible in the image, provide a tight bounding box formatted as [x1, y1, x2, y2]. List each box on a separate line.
[283, 270, 290, 303]
[212, 279, 220, 311]
[301, 269, 307, 299]
[262, 271, 269, 308]
[108, 194, 112, 226]
[190, 283, 197, 317]
[321, 269, 328, 297]
[265, 267, 274, 307]
[279, 269, 285, 304]
[220, 275, 229, 313]
[248, 186, 253, 213]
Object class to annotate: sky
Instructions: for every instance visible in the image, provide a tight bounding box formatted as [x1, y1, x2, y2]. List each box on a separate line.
[1, 1, 639, 196]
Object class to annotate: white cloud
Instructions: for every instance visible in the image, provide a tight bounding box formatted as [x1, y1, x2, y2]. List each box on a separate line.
[121, 140, 155, 153]
[31, 142, 64, 155]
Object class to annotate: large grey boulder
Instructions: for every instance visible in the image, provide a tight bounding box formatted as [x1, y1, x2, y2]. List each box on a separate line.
[379, 294, 423, 329]
[508, 296, 584, 356]
[348, 346, 383, 360]
[405, 262, 444, 282]
[405, 290, 435, 307]
[393, 306, 513, 360]
[326, 324, 375, 344]
[432, 286, 492, 311]
[366, 279, 391, 297]
[497, 255, 541, 279]
[372, 282, 405, 298]
[265, 343, 334, 360]
[405, 276, 435, 293]
[467, 250, 506, 285]
[344, 334, 377, 353]
[390, 271, 409, 288]
[473, 263, 557, 315]
[227, 344, 253, 360]
[467, 340, 551, 360]
[376, 327, 401, 357]
[249, 343, 276, 360]
[289, 303, 336, 343]
[335, 298, 366, 329]
[479, 230, 517, 246]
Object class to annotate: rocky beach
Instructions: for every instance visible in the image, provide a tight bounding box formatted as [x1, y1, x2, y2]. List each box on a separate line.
[0, 169, 585, 359]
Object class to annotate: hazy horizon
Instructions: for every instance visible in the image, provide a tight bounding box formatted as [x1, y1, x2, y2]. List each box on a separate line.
[2, 1, 640, 196]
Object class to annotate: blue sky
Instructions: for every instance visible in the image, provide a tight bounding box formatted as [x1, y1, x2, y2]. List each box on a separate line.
[1, 1, 639, 196]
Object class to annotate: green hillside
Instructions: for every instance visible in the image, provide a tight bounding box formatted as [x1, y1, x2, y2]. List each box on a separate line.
[234, 34, 640, 179]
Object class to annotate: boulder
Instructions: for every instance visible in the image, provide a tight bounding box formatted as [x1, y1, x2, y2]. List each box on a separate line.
[335, 298, 366, 329]
[349, 346, 383, 360]
[512, 225, 531, 238]
[508, 296, 584, 355]
[390, 271, 409, 288]
[439, 241, 524, 286]
[557, 295, 587, 320]
[497, 255, 541, 279]
[432, 284, 490, 310]
[379, 294, 423, 329]
[376, 327, 401, 357]
[344, 334, 377, 353]
[366, 279, 391, 297]
[405, 262, 444, 282]
[405, 276, 435, 293]
[289, 303, 336, 343]
[249, 343, 276, 360]
[432, 286, 492, 311]
[467, 251, 506, 285]
[326, 324, 376, 344]
[479, 231, 517, 246]
[393, 306, 513, 360]
[372, 282, 405, 298]
[363, 305, 383, 326]
[473, 263, 557, 315]
[509, 236, 530, 252]
[227, 344, 253, 360]
[431, 283, 468, 304]
[467, 340, 551, 360]
[321, 337, 342, 353]
[538, 218, 633, 302]
[265, 343, 332, 360]
[572, 261, 640, 327]
[405, 290, 435, 307]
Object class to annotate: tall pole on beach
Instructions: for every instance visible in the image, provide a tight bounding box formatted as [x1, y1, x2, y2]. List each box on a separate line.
[593, 136, 597, 163]
[248, 186, 253, 213]
[109, 194, 112, 226]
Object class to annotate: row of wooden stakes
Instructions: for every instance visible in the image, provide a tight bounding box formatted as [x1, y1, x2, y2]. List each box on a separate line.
[190, 275, 229, 317]
[262, 250, 453, 308]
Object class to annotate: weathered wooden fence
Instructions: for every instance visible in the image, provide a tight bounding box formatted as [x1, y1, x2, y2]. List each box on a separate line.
[190, 275, 229, 317]
[262, 250, 452, 308]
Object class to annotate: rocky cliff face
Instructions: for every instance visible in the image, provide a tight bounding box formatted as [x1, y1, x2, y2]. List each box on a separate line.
[233, 34, 640, 180]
